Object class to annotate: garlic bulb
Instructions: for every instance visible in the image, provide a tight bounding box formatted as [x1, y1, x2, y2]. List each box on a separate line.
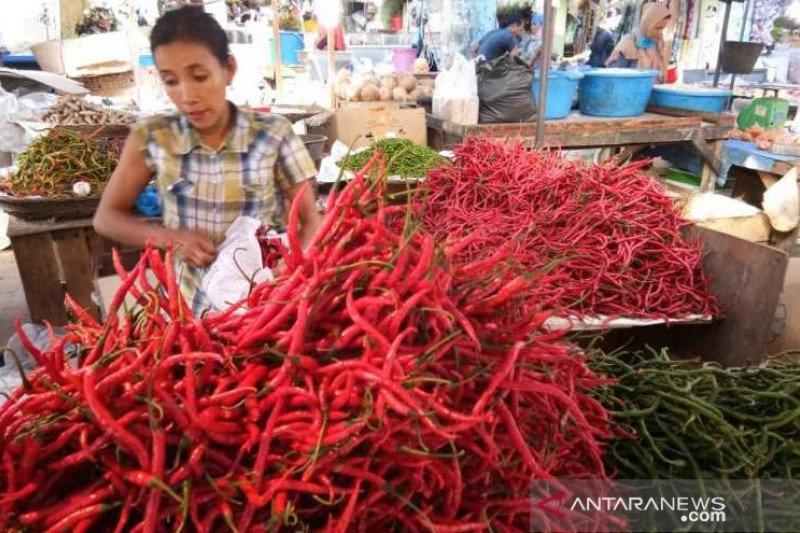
[72, 181, 91, 197]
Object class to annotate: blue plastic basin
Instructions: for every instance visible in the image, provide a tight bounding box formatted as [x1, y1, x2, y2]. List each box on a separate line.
[279, 31, 304, 66]
[649, 85, 731, 113]
[532, 70, 583, 120]
[578, 68, 658, 117]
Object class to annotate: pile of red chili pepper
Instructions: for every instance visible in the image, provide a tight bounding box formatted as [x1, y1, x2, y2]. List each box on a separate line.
[419, 138, 718, 319]
[0, 156, 613, 532]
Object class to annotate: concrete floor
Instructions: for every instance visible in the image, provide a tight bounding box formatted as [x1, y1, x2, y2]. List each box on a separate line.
[0, 249, 797, 355]
[0, 249, 28, 345]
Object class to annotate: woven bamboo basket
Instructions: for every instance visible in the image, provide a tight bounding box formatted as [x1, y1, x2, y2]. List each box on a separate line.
[73, 70, 137, 99]
[0, 195, 101, 221]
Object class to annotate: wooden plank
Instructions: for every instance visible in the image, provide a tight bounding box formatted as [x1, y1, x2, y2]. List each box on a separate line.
[10, 232, 67, 324]
[534, 127, 703, 148]
[700, 140, 723, 193]
[646, 105, 737, 127]
[674, 227, 788, 365]
[426, 114, 730, 148]
[52, 227, 100, 322]
[7, 216, 95, 238]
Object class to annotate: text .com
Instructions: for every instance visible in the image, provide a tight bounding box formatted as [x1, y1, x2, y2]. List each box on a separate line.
[683, 510, 727, 524]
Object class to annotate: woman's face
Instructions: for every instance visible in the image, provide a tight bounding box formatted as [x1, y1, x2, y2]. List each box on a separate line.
[154, 41, 236, 132]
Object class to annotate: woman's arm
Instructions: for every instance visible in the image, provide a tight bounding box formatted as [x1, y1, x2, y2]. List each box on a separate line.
[284, 180, 322, 250]
[93, 133, 216, 267]
[606, 55, 636, 68]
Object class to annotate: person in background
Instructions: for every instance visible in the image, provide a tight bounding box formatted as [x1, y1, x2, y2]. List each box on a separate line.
[94, 6, 321, 314]
[519, 12, 544, 67]
[477, 12, 524, 61]
[588, 8, 622, 67]
[315, 20, 347, 51]
[606, 2, 670, 80]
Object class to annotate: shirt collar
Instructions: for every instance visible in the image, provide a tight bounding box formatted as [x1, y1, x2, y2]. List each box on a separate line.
[173, 102, 251, 155]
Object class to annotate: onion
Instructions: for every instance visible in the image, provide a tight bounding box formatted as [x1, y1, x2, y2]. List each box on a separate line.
[360, 84, 381, 102]
[392, 87, 409, 101]
[380, 75, 398, 90]
[398, 74, 417, 93]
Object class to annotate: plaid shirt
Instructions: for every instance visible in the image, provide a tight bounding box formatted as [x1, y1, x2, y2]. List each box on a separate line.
[132, 105, 316, 314]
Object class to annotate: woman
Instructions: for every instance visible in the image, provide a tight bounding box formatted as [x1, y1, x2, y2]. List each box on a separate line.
[94, 6, 321, 313]
[314, 21, 347, 51]
[606, 2, 670, 80]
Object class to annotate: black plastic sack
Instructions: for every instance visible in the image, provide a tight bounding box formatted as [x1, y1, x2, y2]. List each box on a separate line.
[477, 55, 536, 124]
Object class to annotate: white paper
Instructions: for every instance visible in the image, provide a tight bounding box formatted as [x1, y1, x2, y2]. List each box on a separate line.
[202, 216, 274, 311]
[684, 193, 762, 221]
[544, 314, 713, 332]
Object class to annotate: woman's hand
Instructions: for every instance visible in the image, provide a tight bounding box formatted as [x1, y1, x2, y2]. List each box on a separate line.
[170, 230, 217, 268]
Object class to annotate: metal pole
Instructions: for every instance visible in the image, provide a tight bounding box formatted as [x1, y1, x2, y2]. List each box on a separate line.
[739, 0, 752, 41]
[328, 25, 336, 108]
[272, 1, 284, 97]
[712, 0, 733, 88]
[535, 3, 557, 149]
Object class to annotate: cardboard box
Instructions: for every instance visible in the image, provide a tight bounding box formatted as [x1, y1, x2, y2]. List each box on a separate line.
[31, 32, 138, 78]
[694, 215, 772, 243]
[333, 105, 426, 148]
[336, 100, 415, 110]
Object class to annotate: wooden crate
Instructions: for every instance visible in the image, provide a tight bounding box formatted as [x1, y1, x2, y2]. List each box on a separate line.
[7, 216, 147, 326]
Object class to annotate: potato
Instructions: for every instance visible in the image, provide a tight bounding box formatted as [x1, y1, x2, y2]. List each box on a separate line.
[397, 73, 417, 93]
[360, 84, 381, 102]
[380, 75, 397, 91]
[392, 87, 409, 101]
[379, 87, 392, 101]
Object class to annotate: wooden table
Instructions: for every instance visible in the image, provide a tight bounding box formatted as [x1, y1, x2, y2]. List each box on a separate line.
[427, 111, 734, 192]
[7, 216, 149, 326]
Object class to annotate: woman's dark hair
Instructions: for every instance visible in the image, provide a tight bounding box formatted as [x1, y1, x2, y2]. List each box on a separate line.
[150, 6, 230, 65]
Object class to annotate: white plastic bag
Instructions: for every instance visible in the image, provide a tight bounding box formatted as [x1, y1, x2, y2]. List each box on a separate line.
[432, 53, 479, 126]
[202, 216, 275, 311]
[763, 167, 800, 232]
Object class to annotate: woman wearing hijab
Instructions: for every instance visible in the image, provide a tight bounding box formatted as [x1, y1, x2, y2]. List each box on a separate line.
[606, 2, 671, 80]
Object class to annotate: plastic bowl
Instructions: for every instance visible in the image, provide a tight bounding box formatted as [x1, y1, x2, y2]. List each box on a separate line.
[578, 68, 658, 117]
[649, 85, 731, 113]
[532, 70, 583, 120]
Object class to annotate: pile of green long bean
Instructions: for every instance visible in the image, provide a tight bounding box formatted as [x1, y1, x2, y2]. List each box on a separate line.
[590, 348, 800, 480]
[338, 138, 446, 178]
[1, 128, 121, 198]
